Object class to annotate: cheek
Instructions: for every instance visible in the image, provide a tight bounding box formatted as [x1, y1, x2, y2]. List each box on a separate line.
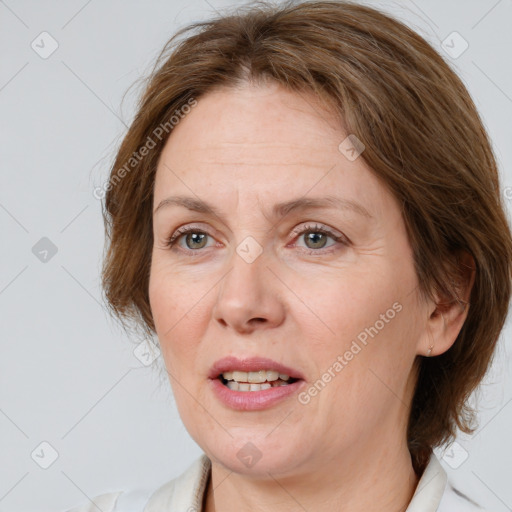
[149, 260, 188, 371]
[301, 269, 397, 348]
[306, 296, 420, 440]
[148, 253, 195, 330]
[148, 268, 175, 336]
[148, 255, 213, 380]
[305, 261, 420, 389]
[149, 273, 208, 443]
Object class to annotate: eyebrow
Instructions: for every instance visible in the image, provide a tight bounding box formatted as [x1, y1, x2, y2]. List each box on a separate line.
[153, 194, 373, 220]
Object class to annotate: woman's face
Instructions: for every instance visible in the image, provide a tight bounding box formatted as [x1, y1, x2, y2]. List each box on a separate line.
[149, 82, 431, 476]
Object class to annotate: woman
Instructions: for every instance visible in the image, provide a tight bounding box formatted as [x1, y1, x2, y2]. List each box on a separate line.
[68, 0, 512, 510]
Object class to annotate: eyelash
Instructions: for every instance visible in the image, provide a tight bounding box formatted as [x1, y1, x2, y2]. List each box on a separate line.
[163, 223, 348, 256]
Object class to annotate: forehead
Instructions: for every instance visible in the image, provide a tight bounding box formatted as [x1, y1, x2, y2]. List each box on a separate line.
[153, 82, 390, 218]
[158, 82, 343, 166]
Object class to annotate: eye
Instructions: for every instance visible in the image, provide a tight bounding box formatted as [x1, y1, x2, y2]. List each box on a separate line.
[164, 226, 214, 252]
[290, 223, 348, 254]
[164, 222, 348, 255]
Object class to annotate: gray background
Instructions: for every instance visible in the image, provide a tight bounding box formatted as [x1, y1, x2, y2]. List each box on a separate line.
[1, 0, 511, 511]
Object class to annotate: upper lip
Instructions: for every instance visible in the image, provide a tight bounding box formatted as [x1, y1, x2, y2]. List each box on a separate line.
[209, 356, 305, 380]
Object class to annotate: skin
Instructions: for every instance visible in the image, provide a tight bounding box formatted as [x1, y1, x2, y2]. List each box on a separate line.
[148, 81, 473, 512]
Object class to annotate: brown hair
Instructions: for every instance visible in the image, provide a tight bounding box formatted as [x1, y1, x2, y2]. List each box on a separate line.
[101, 0, 512, 473]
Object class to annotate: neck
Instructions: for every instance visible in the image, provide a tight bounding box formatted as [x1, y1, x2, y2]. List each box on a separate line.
[203, 439, 419, 512]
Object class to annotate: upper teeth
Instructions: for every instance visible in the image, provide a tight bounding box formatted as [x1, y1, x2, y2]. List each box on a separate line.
[222, 370, 290, 383]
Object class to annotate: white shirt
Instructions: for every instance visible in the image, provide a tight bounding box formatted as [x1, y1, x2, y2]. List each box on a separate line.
[64, 453, 486, 512]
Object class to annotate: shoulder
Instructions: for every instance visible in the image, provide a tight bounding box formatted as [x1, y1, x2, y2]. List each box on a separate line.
[63, 487, 158, 512]
[144, 453, 211, 510]
[438, 482, 488, 512]
[63, 491, 123, 512]
[62, 454, 211, 512]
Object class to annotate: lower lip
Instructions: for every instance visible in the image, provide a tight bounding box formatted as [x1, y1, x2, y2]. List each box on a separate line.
[209, 378, 305, 411]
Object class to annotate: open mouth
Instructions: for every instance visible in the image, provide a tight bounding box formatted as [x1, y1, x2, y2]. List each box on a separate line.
[218, 370, 300, 392]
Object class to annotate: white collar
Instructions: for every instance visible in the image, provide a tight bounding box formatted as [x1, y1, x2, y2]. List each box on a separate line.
[406, 453, 448, 511]
[143, 452, 449, 512]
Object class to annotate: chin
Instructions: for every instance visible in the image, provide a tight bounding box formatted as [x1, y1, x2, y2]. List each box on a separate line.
[203, 435, 305, 477]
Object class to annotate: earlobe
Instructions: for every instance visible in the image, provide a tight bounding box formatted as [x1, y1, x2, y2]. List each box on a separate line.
[420, 251, 475, 357]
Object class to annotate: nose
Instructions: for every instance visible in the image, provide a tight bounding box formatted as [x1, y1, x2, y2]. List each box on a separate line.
[212, 245, 286, 334]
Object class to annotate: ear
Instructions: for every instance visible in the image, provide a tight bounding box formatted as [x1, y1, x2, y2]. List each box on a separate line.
[417, 251, 476, 357]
